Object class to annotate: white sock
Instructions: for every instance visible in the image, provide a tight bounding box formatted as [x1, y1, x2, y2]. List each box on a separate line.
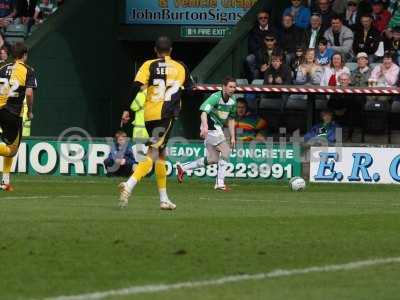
[181, 157, 206, 171]
[159, 188, 169, 203]
[217, 159, 228, 187]
[125, 177, 137, 193]
[2, 173, 10, 185]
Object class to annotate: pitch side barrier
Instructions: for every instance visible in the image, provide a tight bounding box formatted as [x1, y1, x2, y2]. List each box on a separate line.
[193, 84, 400, 130]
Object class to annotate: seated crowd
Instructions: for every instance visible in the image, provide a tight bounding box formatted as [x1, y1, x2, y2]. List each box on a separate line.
[243, 0, 400, 142]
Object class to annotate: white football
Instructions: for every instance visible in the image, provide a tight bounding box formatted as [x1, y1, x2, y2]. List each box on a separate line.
[289, 177, 306, 191]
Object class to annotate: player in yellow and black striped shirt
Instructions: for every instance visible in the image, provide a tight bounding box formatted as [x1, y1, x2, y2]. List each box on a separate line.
[119, 36, 193, 209]
[0, 43, 37, 191]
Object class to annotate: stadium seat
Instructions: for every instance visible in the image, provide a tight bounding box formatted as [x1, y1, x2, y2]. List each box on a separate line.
[4, 24, 27, 45]
[236, 78, 248, 85]
[251, 79, 264, 85]
[286, 94, 307, 110]
[361, 99, 391, 143]
[345, 62, 357, 73]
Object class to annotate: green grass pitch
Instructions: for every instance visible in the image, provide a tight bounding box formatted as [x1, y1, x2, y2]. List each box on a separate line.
[1, 175, 400, 300]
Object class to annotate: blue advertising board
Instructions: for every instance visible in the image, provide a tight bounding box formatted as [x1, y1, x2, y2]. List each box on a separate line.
[123, 0, 256, 25]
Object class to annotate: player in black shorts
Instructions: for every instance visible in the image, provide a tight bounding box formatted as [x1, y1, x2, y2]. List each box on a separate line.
[0, 43, 37, 191]
[118, 36, 192, 209]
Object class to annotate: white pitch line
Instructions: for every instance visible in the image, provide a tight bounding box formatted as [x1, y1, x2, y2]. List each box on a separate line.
[45, 256, 400, 300]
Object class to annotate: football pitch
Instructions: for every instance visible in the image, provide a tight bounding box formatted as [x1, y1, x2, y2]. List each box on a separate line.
[1, 175, 400, 300]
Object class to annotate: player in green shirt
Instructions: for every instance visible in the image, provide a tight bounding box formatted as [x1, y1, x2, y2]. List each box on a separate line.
[177, 76, 237, 191]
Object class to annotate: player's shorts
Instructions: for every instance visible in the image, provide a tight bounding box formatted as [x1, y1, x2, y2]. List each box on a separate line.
[205, 129, 226, 146]
[145, 118, 174, 151]
[0, 108, 22, 147]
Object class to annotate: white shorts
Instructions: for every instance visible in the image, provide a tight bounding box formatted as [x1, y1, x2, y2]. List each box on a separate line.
[205, 129, 226, 146]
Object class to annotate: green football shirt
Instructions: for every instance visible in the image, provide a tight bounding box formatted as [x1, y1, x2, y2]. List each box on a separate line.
[200, 91, 236, 130]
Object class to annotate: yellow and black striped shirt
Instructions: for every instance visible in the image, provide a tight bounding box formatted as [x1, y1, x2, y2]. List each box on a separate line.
[135, 56, 191, 122]
[0, 60, 37, 117]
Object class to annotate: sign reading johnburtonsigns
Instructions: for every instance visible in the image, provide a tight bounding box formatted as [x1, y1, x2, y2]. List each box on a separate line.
[123, 0, 256, 25]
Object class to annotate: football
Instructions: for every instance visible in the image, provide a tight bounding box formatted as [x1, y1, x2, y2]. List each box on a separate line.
[289, 177, 306, 191]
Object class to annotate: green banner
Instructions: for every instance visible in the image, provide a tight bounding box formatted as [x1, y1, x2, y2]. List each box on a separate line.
[0, 139, 301, 180]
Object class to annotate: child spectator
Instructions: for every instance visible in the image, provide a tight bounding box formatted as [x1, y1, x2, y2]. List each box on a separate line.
[351, 52, 372, 86]
[283, 0, 311, 29]
[321, 52, 350, 86]
[264, 51, 292, 85]
[290, 46, 306, 79]
[254, 32, 279, 79]
[104, 131, 137, 177]
[324, 15, 355, 60]
[353, 14, 381, 60]
[235, 98, 267, 142]
[316, 37, 335, 65]
[304, 109, 338, 144]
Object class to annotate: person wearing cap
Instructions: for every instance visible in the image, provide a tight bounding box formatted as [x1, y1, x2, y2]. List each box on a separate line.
[372, 0, 391, 33]
[305, 13, 324, 49]
[304, 110, 338, 144]
[353, 14, 381, 60]
[323, 15, 354, 60]
[283, 0, 311, 29]
[351, 52, 372, 86]
[254, 32, 280, 79]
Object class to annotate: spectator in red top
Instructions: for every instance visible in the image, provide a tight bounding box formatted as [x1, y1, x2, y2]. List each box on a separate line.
[371, 0, 391, 33]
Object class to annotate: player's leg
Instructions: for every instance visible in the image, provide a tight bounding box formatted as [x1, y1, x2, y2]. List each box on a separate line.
[156, 149, 176, 210]
[0, 109, 22, 191]
[214, 141, 231, 191]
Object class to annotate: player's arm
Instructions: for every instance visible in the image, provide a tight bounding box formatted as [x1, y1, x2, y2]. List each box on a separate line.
[200, 111, 208, 138]
[26, 88, 34, 120]
[26, 68, 38, 120]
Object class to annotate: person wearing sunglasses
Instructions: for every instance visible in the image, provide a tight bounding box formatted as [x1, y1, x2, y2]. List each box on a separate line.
[344, 0, 360, 31]
[254, 32, 280, 79]
[283, 0, 311, 29]
[245, 10, 276, 81]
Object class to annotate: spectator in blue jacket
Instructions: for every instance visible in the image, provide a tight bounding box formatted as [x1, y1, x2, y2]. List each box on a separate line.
[283, 0, 311, 29]
[104, 131, 137, 177]
[304, 110, 338, 144]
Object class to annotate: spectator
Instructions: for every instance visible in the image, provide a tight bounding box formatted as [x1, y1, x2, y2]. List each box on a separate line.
[324, 15, 354, 60]
[351, 52, 372, 86]
[246, 10, 275, 81]
[283, 0, 311, 29]
[383, 25, 400, 64]
[388, 0, 400, 29]
[0, 46, 8, 64]
[314, 0, 336, 30]
[321, 52, 350, 86]
[104, 131, 137, 177]
[372, 0, 391, 32]
[369, 51, 400, 87]
[332, 0, 348, 15]
[290, 45, 306, 79]
[316, 37, 335, 65]
[353, 14, 381, 60]
[0, 0, 16, 28]
[305, 13, 324, 49]
[344, 0, 361, 31]
[235, 98, 267, 142]
[304, 109, 338, 144]
[279, 14, 305, 65]
[264, 51, 292, 85]
[16, 0, 38, 27]
[34, 0, 57, 24]
[254, 32, 279, 79]
[295, 48, 324, 84]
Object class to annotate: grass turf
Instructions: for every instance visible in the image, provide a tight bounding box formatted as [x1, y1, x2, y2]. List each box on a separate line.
[0, 175, 400, 300]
